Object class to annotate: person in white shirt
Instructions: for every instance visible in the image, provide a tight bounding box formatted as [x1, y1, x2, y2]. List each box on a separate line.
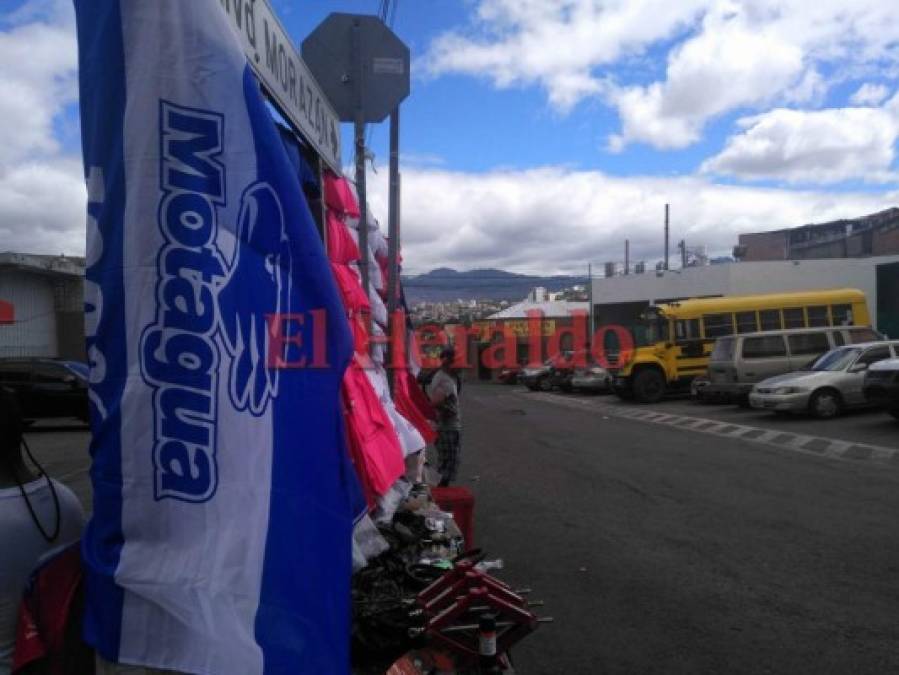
[0, 390, 84, 675]
[426, 348, 463, 487]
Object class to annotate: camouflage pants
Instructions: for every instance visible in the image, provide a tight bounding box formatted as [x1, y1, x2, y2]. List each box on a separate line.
[435, 429, 461, 484]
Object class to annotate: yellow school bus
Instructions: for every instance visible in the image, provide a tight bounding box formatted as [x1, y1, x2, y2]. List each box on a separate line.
[612, 288, 871, 403]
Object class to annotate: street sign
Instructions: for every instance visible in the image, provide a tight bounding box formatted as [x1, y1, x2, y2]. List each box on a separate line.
[302, 13, 410, 123]
[218, 0, 342, 171]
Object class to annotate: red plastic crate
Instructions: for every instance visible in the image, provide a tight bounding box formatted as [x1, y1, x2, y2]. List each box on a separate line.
[431, 486, 475, 548]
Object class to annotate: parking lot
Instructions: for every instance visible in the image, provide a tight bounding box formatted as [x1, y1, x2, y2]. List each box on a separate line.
[466, 381, 899, 673]
[549, 387, 899, 450]
[24, 381, 899, 674]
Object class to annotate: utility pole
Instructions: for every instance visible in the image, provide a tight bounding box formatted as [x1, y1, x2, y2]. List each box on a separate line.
[680, 239, 687, 269]
[664, 203, 670, 271]
[386, 106, 400, 392]
[352, 18, 369, 299]
[587, 263, 593, 351]
[624, 239, 630, 275]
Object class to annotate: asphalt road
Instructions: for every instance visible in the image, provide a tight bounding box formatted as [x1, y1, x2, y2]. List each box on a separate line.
[462, 382, 899, 675]
[24, 386, 899, 674]
[603, 390, 899, 449]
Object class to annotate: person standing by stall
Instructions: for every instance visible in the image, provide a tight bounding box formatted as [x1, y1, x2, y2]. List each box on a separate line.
[427, 348, 463, 487]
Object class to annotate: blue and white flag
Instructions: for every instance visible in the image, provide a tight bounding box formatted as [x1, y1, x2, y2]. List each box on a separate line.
[75, 2, 358, 672]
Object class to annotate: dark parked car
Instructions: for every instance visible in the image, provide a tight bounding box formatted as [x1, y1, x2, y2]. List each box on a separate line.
[0, 358, 89, 422]
[863, 357, 899, 419]
[520, 358, 554, 391]
[497, 364, 523, 384]
[548, 350, 591, 393]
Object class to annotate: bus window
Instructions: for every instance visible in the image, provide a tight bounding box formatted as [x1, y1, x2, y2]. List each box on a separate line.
[759, 309, 781, 331]
[675, 318, 700, 341]
[703, 313, 734, 338]
[783, 307, 805, 329]
[831, 304, 854, 326]
[735, 311, 758, 334]
[807, 305, 828, 327]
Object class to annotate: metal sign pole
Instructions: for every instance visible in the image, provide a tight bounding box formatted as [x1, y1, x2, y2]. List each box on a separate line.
[353, 18, 370, 301]
[386, 106, 400, 392]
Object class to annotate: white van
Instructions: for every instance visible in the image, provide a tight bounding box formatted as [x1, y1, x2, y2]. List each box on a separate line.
[704, 325, 882, 403]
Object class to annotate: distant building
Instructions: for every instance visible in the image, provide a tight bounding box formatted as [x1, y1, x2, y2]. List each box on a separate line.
[465, 291, 590, 377]
[0, 252, 86, 360]
[528, 286, 549, 302]
[734, 208, 899, 261]
[590, 255, 899, 339]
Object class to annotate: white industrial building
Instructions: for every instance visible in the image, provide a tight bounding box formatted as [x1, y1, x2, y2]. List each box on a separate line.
[0, 252, 86, 359]
[591, 255, 899, 337]
[487, 298, 588, 320]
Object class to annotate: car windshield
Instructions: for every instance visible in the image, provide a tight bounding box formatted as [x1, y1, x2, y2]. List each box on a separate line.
[809, 347, 861, 372]
[640, 309, 670, 346]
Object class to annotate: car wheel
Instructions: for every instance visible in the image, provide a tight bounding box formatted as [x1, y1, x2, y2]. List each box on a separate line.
[538, 377, 553, 392]
[632, 369, 666, 403]
[809, 389, 842, 419]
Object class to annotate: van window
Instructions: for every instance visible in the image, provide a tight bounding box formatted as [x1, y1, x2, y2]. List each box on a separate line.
[848, 327, 880, 343]
[759, 309, 781, 331]
[783, 307, 805, 329]
[788, 332, 829, 356]
[831, 304, 854, 326]
[710, 337, 735, 361]
[704, 314, 734, 338]
[807, 305, 828, 327]
[742, 335, 787, 359]
[735, 311, 758, 334]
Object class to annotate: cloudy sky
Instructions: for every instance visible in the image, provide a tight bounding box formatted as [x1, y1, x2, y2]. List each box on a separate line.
[3, 0, 899, 274]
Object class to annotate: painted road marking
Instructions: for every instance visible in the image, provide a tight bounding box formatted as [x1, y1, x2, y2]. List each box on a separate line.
[518, 391, 899, 467]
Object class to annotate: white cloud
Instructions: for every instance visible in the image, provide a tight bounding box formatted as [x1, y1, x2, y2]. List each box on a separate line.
[0, 0, 84, 255]
[423, 0, 707, 112]
[425, 0, 899, 151]
[850, 82, 890, 106]
[702, 95, 899, 183]
[0, 157, 87, 254]
[364, 166, 898, 274]
[0, 1, 77, 165]
[609, 10, 809, 149]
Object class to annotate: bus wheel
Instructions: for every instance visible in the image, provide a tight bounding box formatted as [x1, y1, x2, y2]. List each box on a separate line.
[633, 368, 666, 403]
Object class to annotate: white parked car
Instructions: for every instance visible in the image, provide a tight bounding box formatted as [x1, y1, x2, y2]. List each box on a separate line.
[749, 341, 899, 419]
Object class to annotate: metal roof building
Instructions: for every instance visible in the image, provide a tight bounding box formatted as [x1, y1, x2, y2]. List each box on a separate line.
[0, 252, 86, 360]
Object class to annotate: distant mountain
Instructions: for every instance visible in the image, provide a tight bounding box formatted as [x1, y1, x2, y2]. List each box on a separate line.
[402, 267, 588, 303]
